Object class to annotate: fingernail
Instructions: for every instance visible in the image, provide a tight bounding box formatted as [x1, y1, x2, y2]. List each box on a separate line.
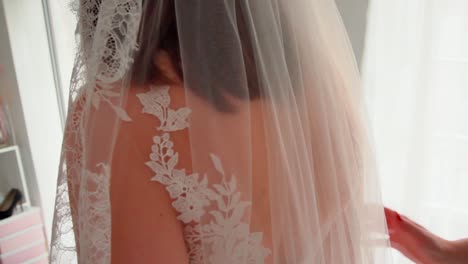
[396, 213, 403, 221]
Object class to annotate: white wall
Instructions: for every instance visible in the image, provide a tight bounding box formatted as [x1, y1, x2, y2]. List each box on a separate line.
[46, 0, 76, 109]
[0, 0, 40, 210]
[335, 0, 369, 67]
[0, 0, 63, 241]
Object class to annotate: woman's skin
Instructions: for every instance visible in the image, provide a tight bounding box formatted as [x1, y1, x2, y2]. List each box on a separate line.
[385, 207, 468, 264]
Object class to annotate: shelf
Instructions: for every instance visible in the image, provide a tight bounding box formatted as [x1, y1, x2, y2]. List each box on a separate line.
[0, 145, 31, 207]
[0, 145, 18, 155]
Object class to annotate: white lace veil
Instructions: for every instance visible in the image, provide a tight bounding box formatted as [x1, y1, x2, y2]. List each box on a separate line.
[50, 0, 392, 263]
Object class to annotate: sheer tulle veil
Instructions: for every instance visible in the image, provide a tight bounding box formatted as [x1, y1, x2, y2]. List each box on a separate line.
[50, 0, 392, 263]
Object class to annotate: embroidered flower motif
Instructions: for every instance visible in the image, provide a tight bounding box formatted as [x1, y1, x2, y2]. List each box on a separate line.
[137, 86, 191, 131]
[137, 86, 270, 263]
[78, 164, 112, 263]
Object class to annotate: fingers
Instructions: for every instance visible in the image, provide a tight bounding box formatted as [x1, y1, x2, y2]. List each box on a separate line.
[384, 207, 401, 239]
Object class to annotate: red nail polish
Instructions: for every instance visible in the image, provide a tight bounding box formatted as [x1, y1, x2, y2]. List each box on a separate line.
[396, 213, 403, 221]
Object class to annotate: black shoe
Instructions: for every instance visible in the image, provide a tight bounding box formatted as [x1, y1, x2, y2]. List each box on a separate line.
[0, 188, 23, 220]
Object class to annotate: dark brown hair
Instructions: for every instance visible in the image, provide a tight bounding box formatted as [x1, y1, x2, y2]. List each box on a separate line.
[131, 0, 260, 111]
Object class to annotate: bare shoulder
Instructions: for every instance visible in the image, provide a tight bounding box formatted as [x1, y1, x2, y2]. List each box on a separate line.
[110, 83, 190, 263]
[119, 83, 189, 152]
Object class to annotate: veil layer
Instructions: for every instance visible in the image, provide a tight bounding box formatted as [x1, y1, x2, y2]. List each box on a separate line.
[50, 0, 392, 263]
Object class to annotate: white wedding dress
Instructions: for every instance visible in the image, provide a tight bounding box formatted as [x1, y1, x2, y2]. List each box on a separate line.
[49, 0, 392, 263]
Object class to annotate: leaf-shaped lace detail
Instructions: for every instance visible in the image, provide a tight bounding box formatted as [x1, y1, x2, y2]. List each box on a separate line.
[139, 86, 270, 263]
[78, 164, 112, 263]
[180, 160, 271, 264]
[137, 85, 191, 131]
[145, 133, 213, 223]
[91, 84, 132, 121]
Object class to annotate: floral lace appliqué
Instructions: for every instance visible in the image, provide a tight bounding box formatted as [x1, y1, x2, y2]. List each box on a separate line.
[137, 85, 270, 263]
[137, 86, 191, 131]
[79, 164, 112, 263]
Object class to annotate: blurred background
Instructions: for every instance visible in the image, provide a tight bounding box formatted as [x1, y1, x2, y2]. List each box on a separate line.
[0, 0, 466, 263]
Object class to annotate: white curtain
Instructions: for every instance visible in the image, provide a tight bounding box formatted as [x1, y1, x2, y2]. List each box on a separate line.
[363, 0, 468, 263]
[46, 0, 77, 111]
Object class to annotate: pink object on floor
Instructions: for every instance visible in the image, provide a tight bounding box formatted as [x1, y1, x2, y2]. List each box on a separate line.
[0, 225, 44, 254]
[0, 208, 42, 238]
[0, 242, 47, 264]
[0, 207, 49, 263]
